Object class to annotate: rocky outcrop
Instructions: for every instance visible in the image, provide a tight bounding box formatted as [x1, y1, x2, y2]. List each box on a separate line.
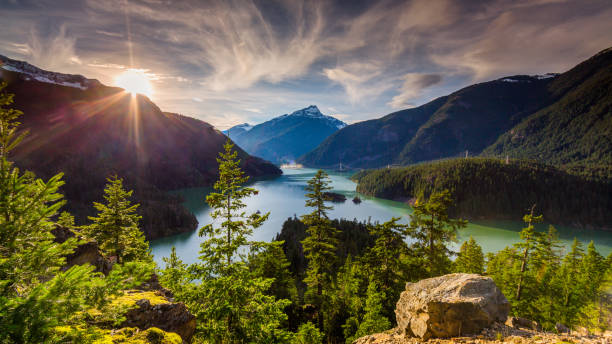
[122, 297, 196, 343]
[354, 322, 609, 344]
[53, 225, 112, 274]
[395, 273, 509, 339]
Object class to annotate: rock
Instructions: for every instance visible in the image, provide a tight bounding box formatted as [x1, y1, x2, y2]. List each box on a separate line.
[505, 317, 541, 331]
[53, 225, 112, 274]
[395, 273, 510, 339]
[555, 323, 570, 333]
[122, 298, 196, 343]
[353, 196, 362, 204]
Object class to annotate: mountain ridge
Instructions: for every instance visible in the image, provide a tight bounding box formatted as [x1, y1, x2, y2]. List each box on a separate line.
[300, 47, 612, 169]
[0, 57, 281, 239]
[227, 105, 346, 164]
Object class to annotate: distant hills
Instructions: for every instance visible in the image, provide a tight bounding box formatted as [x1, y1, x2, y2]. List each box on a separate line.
[225, 105, 346, 164]
[0, 55, 280, 239]
[353, 158, 612, 230]
[301, 48, 612, 169]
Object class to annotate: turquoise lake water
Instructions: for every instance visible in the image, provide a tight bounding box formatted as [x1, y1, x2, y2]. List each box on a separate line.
[151, 168, 612, 266]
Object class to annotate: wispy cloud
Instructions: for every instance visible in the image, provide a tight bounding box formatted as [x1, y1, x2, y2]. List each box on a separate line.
[389, 73, 442, 109]
[0, 0, 610, 129]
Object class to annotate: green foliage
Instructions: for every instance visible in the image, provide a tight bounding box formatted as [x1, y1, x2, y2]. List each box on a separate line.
[160, 141, 291, 343]
[345, 279, 391, 343]
[300, 169, 339, 329]
[87, 176, 152, 264]
[292, 322, 323, 344]
[454, 236, 484, 274]
[408, 190, 467, 277]
[0, 83, 153, 343]
[354, 158, 612, 229]
[487, 208, 610, 331]
[362, 218, 410, 318]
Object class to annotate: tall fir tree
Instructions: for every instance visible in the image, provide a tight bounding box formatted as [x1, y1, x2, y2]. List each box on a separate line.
[300, 169, 339, 331]
[87, 176, 151, 264]
[345, 278, 391, 343]
[454, 236, 484, 274]
[162, 141, 291, 343]
[0, 83, 151, 342]
[408, 189, 467, 277]
[362, 217, 409, 318]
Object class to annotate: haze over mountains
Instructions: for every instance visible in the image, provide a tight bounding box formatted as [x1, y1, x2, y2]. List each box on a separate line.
[300, 48, 612, 170]
[225, 105, 346, 164]
[0, 54, 280, 239]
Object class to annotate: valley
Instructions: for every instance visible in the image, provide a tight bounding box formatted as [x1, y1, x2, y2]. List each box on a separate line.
[150, 168, 612, 267]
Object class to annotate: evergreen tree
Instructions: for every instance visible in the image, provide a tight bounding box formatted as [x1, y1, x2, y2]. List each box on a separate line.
[87, 176, 151, 264]
[301, 169, 339, 330]
[0, 83, 151, 342]
[162, 141, 291, 343]
[408, 189, 467, 277]
[362, 217, 409, 318]
[346, 279, 391, 343]
[454, 236, 484, 274]
[292, 322, 323, 344]
[514, 206, 543, 302]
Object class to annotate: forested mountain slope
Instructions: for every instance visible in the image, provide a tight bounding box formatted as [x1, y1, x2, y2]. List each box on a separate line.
[0, 56, 280, 239]
[353, 158, 612, 230]
[483, 47, 612, 166]
[302, 47, 612, 169]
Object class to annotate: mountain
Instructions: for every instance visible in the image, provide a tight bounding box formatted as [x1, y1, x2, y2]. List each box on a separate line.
[226, 105, 346, 164]
[301, 47, 612, 169]
[0, 55, 281, 239]
[482, 47, 612, 167]
[223, 123, 253, 137]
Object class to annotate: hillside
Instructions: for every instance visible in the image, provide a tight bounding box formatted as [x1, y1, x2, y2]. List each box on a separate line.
[301, 47, 612, 169]
[227, 105, 346, 164]
[483, 48, 612, 166]
[353, 158, 612, 230]
[0, 55, 281, 239]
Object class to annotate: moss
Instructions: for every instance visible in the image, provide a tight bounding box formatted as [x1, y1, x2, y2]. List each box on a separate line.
[114, 291, 170, 307]
[87, 290, 170, 319]
[100, 327, 182, 344]
[55, 326, 181, 344]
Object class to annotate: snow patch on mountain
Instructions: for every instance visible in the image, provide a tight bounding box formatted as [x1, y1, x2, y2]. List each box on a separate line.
[271, 105, 347, 129]
[0, 55, 99, 90]
[234, 123, 254, 131]
[500, 73, 559, 83]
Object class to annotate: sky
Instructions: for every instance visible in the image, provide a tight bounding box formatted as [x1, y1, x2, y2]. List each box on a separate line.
[1, 0, 612, 129]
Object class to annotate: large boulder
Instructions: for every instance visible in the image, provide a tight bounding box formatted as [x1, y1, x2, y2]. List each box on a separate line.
[395, 273, 509, 339]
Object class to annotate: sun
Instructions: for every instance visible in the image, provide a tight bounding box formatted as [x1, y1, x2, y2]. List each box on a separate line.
[114, 69, 153, 97]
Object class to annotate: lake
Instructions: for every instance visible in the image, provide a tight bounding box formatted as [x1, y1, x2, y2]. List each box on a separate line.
[151, 168, 612, 266]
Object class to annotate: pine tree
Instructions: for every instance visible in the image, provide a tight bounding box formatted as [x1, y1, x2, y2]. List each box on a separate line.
[362, 217, 409, 318]
[301, 169, 339, 330]
[514, 205, 543, 302]
[0, 83, 152, 342]
[408, 189, 467, 277]
[164, 141, 291, 343]
[454, 236, 484, 274]
[87, 176, 151, 264]
[346, 279, 391, 343]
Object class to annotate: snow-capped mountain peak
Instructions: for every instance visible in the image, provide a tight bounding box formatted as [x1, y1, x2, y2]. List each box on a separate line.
[273, 105, 346, 129]
[0, 55, 100, 90]
[234, 123, 254, 131]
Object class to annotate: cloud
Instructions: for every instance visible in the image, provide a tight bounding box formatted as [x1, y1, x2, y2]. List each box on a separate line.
[24, 25, 82, 72]
[323, 62, 396, 104]
[389, 73, 442, 109]
[0, 0, 611, 126]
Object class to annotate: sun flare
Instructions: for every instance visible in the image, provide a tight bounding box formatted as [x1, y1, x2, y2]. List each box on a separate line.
[114, 69, 153, 97]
